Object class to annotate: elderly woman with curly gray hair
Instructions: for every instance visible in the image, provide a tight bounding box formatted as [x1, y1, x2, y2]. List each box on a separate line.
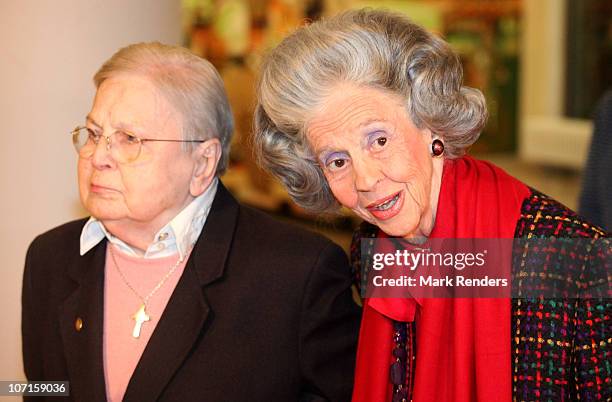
[253, 8, 610, 402]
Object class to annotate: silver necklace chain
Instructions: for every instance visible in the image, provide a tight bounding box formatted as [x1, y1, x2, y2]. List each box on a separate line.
[108, 244, 190, 306]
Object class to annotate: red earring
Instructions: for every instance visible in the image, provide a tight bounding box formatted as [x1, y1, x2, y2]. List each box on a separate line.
[431, 139, 444, 156]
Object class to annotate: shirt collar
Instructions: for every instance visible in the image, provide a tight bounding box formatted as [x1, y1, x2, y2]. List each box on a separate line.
[80, 178, 218, 259]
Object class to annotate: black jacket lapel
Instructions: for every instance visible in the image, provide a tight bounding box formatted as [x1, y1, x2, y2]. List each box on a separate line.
[123, 182, 240, 401]
[59, 241, 108, 402]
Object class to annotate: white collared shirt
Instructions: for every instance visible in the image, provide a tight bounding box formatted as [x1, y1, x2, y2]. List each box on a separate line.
[80, 179, 218, 259]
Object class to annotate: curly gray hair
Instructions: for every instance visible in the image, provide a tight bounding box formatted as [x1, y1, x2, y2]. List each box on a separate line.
[94, 42, 234, 175]
[253, 9, 487, 212]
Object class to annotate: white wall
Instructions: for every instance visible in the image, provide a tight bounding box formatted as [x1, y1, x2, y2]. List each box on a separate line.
[519, 0, 592, 169]
[0, 0, 180, 391]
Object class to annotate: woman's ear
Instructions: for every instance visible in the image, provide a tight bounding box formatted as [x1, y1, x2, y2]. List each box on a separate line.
[190, 138, 222, 197]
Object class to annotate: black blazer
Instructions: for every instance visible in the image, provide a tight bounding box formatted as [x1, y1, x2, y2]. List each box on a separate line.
[22, 183, 360, 402]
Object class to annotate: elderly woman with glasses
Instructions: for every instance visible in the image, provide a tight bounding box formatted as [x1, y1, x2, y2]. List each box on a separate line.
[23, 42, 360, 402]
[254, 9, 610, 402]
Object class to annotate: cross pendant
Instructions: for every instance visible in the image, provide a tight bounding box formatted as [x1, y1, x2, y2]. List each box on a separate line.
[132, 304, 150, 338]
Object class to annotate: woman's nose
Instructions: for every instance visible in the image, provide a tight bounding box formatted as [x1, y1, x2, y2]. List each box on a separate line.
[91, 135, 114, 168]
[353, 158, 381, 192]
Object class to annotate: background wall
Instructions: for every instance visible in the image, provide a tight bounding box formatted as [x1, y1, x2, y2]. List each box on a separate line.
[519, 0, 592, 168]
[0, 0, 181, 392]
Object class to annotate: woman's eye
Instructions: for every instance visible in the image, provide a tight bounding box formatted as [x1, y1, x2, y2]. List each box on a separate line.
[87, 129, 102, 143]
[326, 158, 348, 172]
[373, 136, 388, 149]
[117, 131, 139, 145]
[125, 134, 139, 144]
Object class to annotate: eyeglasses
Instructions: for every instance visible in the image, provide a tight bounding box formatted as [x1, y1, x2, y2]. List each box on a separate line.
[71, 126, 205, 164]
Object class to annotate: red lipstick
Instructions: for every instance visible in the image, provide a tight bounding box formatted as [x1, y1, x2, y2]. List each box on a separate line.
[366, 191, 404, 220]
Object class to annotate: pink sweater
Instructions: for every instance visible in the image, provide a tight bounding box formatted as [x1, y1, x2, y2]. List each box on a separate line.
[103, 245, 188, 402]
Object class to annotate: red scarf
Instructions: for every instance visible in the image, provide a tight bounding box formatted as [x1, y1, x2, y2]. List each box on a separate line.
[352, 156, 530, 402]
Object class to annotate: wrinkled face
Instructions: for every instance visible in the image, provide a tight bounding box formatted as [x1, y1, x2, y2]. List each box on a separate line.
[306, 83, 436, 239]
[78, 75, 196, 234]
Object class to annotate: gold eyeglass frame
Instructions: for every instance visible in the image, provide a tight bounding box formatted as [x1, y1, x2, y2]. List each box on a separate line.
[71, 126, 205, 163]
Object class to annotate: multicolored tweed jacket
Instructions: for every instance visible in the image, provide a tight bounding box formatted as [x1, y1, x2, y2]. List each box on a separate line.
[350, 189, 611, 401]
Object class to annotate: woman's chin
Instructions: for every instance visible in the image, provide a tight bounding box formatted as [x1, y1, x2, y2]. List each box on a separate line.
[86, 203, 127, 223]
[377, 220, 419, 238]
[356, 208, 425, 238]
